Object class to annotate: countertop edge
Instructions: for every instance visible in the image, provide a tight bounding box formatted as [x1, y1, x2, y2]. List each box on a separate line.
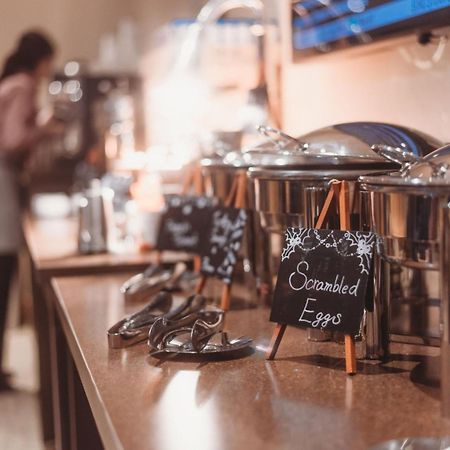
[50, 277, 125, 450]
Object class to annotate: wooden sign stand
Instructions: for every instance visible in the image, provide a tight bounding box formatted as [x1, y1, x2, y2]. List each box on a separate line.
[265, 180, 357, 375]
[181, 162, 204, 197]
[194, 171, 247, 312]
[179, 162, 205, 273]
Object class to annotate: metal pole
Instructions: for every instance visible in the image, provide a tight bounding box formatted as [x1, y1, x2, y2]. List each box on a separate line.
[440, 203, 450, 417]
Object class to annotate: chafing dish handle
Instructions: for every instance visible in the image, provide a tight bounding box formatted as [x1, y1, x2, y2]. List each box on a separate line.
[372, 144, 449, 178]
[256, 125, 306, 151]
[371, 144, 419, 169]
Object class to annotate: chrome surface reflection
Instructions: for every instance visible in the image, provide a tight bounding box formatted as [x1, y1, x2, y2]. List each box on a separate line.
[360, 143, 450, 355]
[247, 123, 441, 353]
[369, 437, 450, 450]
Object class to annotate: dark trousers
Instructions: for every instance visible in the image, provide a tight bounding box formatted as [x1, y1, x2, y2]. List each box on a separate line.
[0, 253, 16, 373]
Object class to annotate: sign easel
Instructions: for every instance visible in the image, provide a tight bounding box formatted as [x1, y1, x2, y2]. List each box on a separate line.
[195, 171, 247, 311]
[181, 162, 204, 197]
[265, 180, 358, 375]
[179, 162, 205, 272]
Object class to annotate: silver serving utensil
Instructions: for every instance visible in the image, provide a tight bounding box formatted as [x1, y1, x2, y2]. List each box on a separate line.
[150, 332, 253, 356]
[120, 265, 163, 295]
[107, 291, 173, 349]
[149, 309, 224, 353]
[147, 295, 208, 350]
[121, 262, 187, 303]
[191, 311, 225, 352]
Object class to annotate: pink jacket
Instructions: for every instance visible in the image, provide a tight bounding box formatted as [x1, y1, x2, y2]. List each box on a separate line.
[0, 72, 42, 252]
[0, 72, 43, 160]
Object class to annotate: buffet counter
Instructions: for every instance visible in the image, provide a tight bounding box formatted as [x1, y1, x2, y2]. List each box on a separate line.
[23, 213, 187, 446]
[23, 214, 162, 277]
[49, 273, 450, 450]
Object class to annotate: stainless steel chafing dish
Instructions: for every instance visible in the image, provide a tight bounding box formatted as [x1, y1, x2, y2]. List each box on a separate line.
[200, 123, 440, 321]
[247, 123, 440, 232]
[244, 123, 441, 351]
[360, 143, 450, 356]
[246, 123, 439, 278]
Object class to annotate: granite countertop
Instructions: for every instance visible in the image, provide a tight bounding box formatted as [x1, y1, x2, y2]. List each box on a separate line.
[23, 214, 187, 277]
[51, 273, 450, 450]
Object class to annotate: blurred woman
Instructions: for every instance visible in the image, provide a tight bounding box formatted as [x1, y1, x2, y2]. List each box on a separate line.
[0, 31, 60, 389]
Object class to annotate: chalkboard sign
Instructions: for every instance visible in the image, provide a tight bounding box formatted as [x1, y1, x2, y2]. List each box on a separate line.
[200, 207, 247, 284]
[270, 228, 375, 335]
[156, 195, 215, 254]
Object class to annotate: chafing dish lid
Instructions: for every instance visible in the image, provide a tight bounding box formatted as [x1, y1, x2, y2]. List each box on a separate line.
[202, 122, 440, 169]
[360, 143, 450, 188]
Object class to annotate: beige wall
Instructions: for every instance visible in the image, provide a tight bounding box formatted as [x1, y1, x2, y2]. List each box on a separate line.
[4, 0, 446, 143]
[0, 0, 132, 68]
[277, 1, 450, 143]
[131, 0, 206, 52]
[0, 0, 206, 71]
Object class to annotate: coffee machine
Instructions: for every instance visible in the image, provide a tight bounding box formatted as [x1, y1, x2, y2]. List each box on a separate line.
[28, 61, 145, 194]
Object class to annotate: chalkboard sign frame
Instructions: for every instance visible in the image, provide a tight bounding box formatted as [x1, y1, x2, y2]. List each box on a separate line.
[269, 228, 375, 335]
[200, 207, 248, 285]
[266, 180, 365, 375]
[194, 171, 248, 311]
[155, 194, 216, 255]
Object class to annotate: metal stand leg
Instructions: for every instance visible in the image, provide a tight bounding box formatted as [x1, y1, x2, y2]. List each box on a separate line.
[363, 253, 390, 360]
[441, 206, 450, 417]
[31, 268, 55, 443]
[48, 295, 71, 450]
[441, 341, 450, 418]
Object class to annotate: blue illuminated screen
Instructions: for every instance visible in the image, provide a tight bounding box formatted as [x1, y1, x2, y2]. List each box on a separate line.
[292, 0, 450, 55]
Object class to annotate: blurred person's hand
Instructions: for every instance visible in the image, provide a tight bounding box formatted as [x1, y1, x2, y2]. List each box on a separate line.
[41, 116, 65, 136]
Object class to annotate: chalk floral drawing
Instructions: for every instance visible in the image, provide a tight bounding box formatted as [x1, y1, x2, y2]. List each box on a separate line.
[343, 231, 376, 275]
[281, 228, 333, 261]
[281, 228, 375, 275]
[201, 208, 247, 284]
[281, 228, 311, 261]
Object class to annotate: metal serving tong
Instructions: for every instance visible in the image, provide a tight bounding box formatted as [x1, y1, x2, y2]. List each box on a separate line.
[107, 293, 206, 349]
[149, 329, 253, 356]
[148, 308, 224, 354]
[108, 291, 172, 349]
[120, 262, 188, 303]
